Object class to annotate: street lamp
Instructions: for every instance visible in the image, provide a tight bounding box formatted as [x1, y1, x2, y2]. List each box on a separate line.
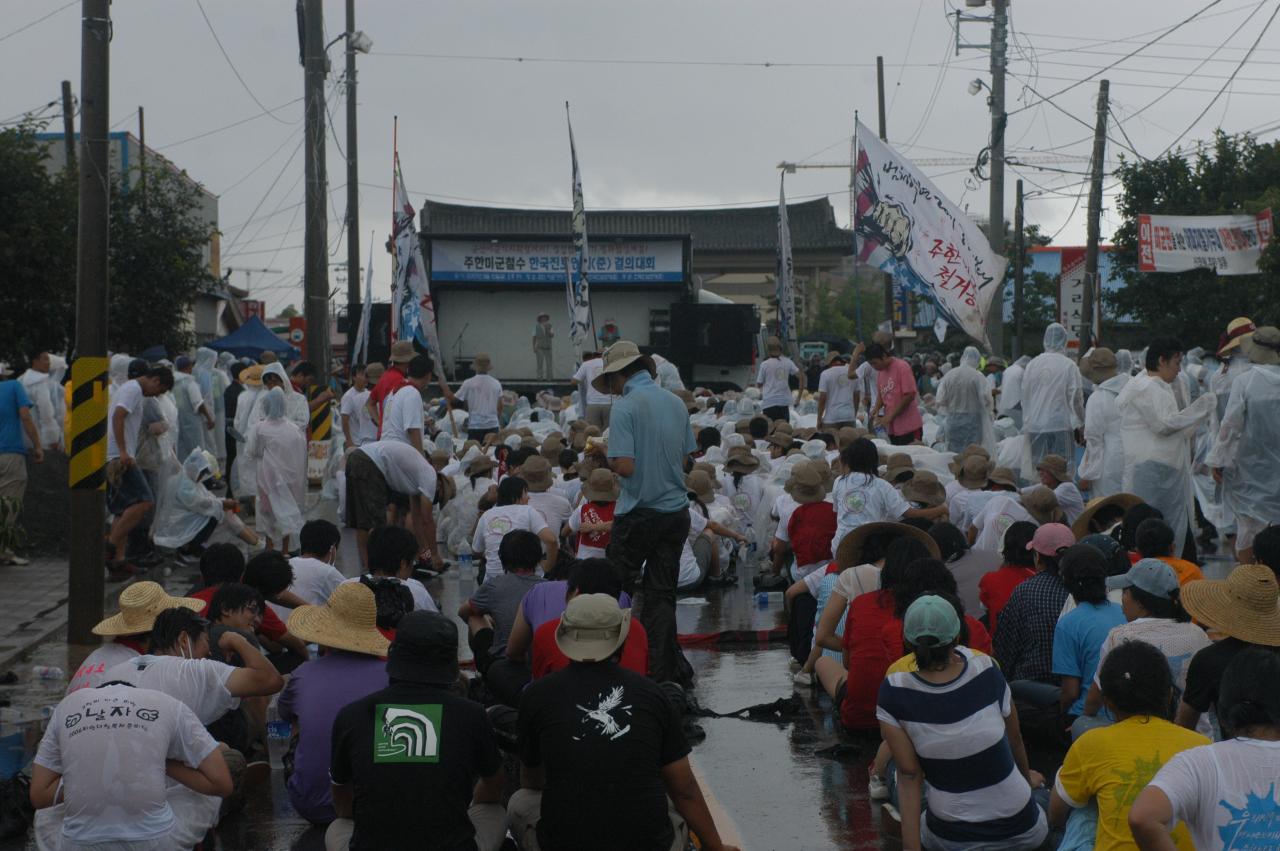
[325, 29, 372, 54]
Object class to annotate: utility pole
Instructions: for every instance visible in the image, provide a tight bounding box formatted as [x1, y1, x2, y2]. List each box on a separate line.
[876, 56, 894, 333]
[1082, 79, 1110, 351]
[1013, 179, 1024, 359]
[67, 0, 110, 645]
[986, 0, 1008, 356]
[344, 0, 360, 374]
[303, 0, 330, 377]
[137, 106, 146, 212]
[60, 80, 76, 173]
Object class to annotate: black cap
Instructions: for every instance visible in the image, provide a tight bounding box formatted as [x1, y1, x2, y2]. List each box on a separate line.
[127, 358, 149, 379]
[386, 611, 459, 686]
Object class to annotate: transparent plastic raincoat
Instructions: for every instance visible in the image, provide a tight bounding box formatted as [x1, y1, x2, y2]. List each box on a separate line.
[935, 346, 996, 455]
[248, 363, 309, 432]
[153, 448, 233, 549]
[1206, 364, 1280, 530]
[193, 348, 223, 460]
[1077, 371, 1128, 497]
[246, 388, 307, 545]
[1021, 324, 1085, 478]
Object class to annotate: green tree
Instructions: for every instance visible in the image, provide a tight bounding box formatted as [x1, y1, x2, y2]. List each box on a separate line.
[279, 304, 300, 318]
[1108, 132, 1280, 348]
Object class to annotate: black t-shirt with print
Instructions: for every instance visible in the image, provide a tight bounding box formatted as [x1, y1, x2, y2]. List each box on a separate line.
[330, 682, 502, 851]
[517, 662, 691, 851]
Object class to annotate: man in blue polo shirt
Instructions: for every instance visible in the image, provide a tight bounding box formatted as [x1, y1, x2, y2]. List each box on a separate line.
[0, 365, 43, 566]
[598, 341, 697, 684]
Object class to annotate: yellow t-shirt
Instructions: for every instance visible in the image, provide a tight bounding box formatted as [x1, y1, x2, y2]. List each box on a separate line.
[886, 649, 988, 674]
[1054, 715, 1209, 851]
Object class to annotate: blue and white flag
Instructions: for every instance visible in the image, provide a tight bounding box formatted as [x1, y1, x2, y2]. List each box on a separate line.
[566, 103, 593, 352]
[776, 175, 798, 356]
[352, 235, 374, 366]
[392, 154, 441, 360]
[854, 119, 1005, 349]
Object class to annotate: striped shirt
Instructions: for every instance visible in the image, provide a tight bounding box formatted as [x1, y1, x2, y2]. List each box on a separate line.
[876, 648, 1040, 844]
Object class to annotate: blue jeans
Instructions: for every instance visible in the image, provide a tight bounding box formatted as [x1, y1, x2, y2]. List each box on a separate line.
[1071, 713, 1114, 741]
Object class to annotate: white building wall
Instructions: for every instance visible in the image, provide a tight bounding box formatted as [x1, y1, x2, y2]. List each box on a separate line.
[435, 288, 681, 381]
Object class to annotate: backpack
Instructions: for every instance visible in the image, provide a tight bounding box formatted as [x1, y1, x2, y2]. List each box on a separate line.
[358, 575, 414, 629]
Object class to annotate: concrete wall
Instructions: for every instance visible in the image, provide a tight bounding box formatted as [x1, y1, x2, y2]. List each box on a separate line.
[434, 287, 683, 380]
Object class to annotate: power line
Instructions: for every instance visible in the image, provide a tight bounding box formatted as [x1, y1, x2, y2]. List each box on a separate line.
[154, 98, 303, 150]
[194, 0, 291, 124]
[0, 0, 78, 44]
[217, 128, 300, 195]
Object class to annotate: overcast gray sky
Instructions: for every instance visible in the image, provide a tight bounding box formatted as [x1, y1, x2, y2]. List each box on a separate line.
[4, 0, 1279, 313]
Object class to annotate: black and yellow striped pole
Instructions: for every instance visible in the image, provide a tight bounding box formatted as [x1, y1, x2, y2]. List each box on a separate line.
[68, 0, 111, 646]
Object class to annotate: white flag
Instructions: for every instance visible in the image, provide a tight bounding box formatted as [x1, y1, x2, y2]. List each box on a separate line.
[352, 236, 374, 366]
[854, 119, 1006, 348]
[566, 104, 593, 352]
[392, 154, 441, 361]
[776, 175, 798, 356]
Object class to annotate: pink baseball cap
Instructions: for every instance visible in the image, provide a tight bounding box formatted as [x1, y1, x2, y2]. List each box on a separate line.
[1027, 523, 1075, 556]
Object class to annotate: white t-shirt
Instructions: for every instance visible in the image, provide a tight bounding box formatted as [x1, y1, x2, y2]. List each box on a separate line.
[855, 361, 880, 413]
[104, 654, 239, 725]
[1092, 618, 1211, 697]
[831, 473, 909, 552]
[551, 476, 583, 506]
[35, 684, 218, 846]
[817, 365, 857, 424]
[971, 493, 1033, 552]
[66, 641, 142, 694]
[836, 563, 883, 601]
[358, 440, 437, 500]
[456, 374, 502, 430]
[268, 555, 347, 621]
[756, 357, 799, 408]
[528, 490, 573, 538]
[950, 489, 1000, 535]
[471, 504, 549, 579]
[573, 358, 612, 406]
[678, 508, 711, 588]
[339, 387, 377, 445]
[380, 384, 425, 445]
[1151, 738, 1280, 851]
[340, 574, 438, 613]
[772, 492, 800, 543]
[107, 379, 145, 460]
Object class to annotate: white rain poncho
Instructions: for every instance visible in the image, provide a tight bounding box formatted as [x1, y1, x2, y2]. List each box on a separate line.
[1077, 372, 1128, 497]
[172, 368, 207, 463]
[655, 359, 685, 391]
[153, 448, 228, 549]
[1210, 351, 1253, 423]
[108, 353, 132, 389]
[193, 348, 223, 460]
[1021, 324, 1084, 478]
[248, 363, 309, 432]
[18, 365, 62, 451]
[997, 355, 1030, 418]
[1115, 349, 1135, 377]
[718, 468, 768, 549]
[1115, 371, 1215, 545]
[246, 388, 306, 545]
[1206, 364, 1280, 532]
[934, 346, 996, 455]
[232, 381, 262, 496]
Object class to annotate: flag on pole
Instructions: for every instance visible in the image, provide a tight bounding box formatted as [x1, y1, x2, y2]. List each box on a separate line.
[565, 103, 593, 352]
[853, 119, 1005, 348]
[352, 235, 374, 366]
[776, 175, 798, 356]
[392, 153, 442, 360]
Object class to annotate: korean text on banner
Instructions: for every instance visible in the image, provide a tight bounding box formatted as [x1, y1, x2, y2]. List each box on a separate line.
[566, 104, 593, 352]
[776, 176, 798, 357]
[393, 155, 442, 360]
[853, 119, 1006, 349]
[1138, 210, 1273, 276]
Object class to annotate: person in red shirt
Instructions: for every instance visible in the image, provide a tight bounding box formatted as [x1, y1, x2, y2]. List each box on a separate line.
[879, 558, 992, 663]
[785, 462, 837, 574]
[569, 469, 619, 559]
[530, 566, 648, 680]
[368, 340, 415, 436]
[978, 520, 1039, 634]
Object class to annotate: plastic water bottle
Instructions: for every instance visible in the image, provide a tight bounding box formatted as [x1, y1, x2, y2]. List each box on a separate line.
[32, 666, 64, 681]
[754, 592, 769, 609]
[457, 545, 474, 594]
[266, 696, 290, 770]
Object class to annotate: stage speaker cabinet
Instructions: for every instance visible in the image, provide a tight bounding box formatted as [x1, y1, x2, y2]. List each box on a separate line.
[453, 358, 475, 381]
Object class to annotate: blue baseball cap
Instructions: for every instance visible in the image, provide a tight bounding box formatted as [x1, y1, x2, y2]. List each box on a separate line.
[1106, 558, 1180, 598]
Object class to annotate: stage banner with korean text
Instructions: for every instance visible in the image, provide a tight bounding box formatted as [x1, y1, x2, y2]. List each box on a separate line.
[430, 239, 684, 284]
[853, 119, 1006, 349]
[1138, 210, 1273, 276]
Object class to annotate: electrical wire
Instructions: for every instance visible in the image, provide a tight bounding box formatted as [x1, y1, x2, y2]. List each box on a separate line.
[154, 98, 303, 150]
[217, 128, 300, 195]
[194, 0, 291, 125]
[902, 23, 956, 150]
[887, 0, 926, 117]
[0, 0, 78, 44]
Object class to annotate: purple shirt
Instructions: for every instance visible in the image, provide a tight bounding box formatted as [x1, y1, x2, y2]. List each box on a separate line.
[277, 650, 388, 824]
[520, 581, 632, 633]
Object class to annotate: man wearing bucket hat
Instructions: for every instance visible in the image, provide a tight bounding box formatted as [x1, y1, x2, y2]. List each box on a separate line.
[510, 594, 740, 851]
[1207, 326, 1280, 563]
[66, 580, 206, 694]
[596, 340, 698, 684]
[328, 611, 507, 851]
[279, 583, 390, 825]
[1174, 563, 1280, 733]
[435, 352, 504, 442]
[1077, 347, 1128, 498]
[369, 340, 416, 430]
[756, 336, 800, 423]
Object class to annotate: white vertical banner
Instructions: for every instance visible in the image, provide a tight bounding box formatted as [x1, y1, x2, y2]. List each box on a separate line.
[352, 235, 374, 366]
[392, 154, 442, 361]
[776, 175, 798, 356]
[566, 103, 594, 352]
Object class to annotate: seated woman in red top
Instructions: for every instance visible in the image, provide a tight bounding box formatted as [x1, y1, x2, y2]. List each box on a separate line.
[880, 557, 993, 664]
[977, 520, 1038, 634]
[530, 559, 648, 680]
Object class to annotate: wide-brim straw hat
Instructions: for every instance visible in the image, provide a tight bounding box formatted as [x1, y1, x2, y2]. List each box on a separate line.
[92, 581, 204, 637]
[686, 470, 721, 504]
[389, 340, 416, 364]
[1181, 564, 1280, 646]
[521, 456, 555, 492]
[957, 455, 993, 489]
[1072, 492, 1144, 540]
[988, 466, 1019, 489]
[836, 521, 939, 569]
[1242, 326, 1280, 366]
[1217, 316, 1256, 356]
[766, 432, 794, 451]
[1036, 454, 1069, 484]
[240, 364, 264, 388]
[724, 446, 760, 473]
[581, 468, 620, 502]
[1022, 485, 1065, 526]
[1079, 347, 1119, 385]
[884, 452, 915, 485]
[949, 444, 991, 476]
[784, 462, 827, 505]
[592, 340, 652, 394]
[902, 471, 946, 508]
[287, 582, 390, 657]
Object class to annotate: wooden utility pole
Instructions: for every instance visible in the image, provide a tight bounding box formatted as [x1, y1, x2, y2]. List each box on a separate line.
[67, 0, 111, 645]
[1082, 80, 1110, 351]
[303, 0, 330, 376]
[60, 80, 76, 172]
[986, 0, 1008, 355]
[137, 106, 146, 211]
[876, 56, 893, 332]
[1013, 179, 1024, 359]
[344, 0, 360, 373]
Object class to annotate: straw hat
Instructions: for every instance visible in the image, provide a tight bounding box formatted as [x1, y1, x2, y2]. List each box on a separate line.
[1036, 454, 1069, 484]
[1217, 316, 1256, 357]
[956, 455, 993, 489]
[766, 432, 794, 452]
[240, 364, 264, 388]
[836, 521, 940, 569]
[1181, 564, 1280, 646]
[902, 470, 946, 507]
[389, 340, 416, 364]
[784, 462, 827, 505]
[1072, 492, 1144, 540]
[287, 582, 390, 657]
[473, 352, 492, 373]
[581, 468, 620, 502]
[1079, 348, 1119, 385]
[365, 362, 386, 382]
[521, 456, 555, 492]
[685, 469, 721, 504]
[884, 453, 915, 485]
[540, 434, 565, 465]
[1022, 486, 1065, 525]
[988, 466, 1019, 489]
[92, 581, 204, 637]
[592, 341, 652, 394]
[724, 446, 760, 474]
[949, 444, 991, 476]
[466, 454, 495, 477]
[765, 336, 783, 356]
[1242, 326, 1280, 366]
